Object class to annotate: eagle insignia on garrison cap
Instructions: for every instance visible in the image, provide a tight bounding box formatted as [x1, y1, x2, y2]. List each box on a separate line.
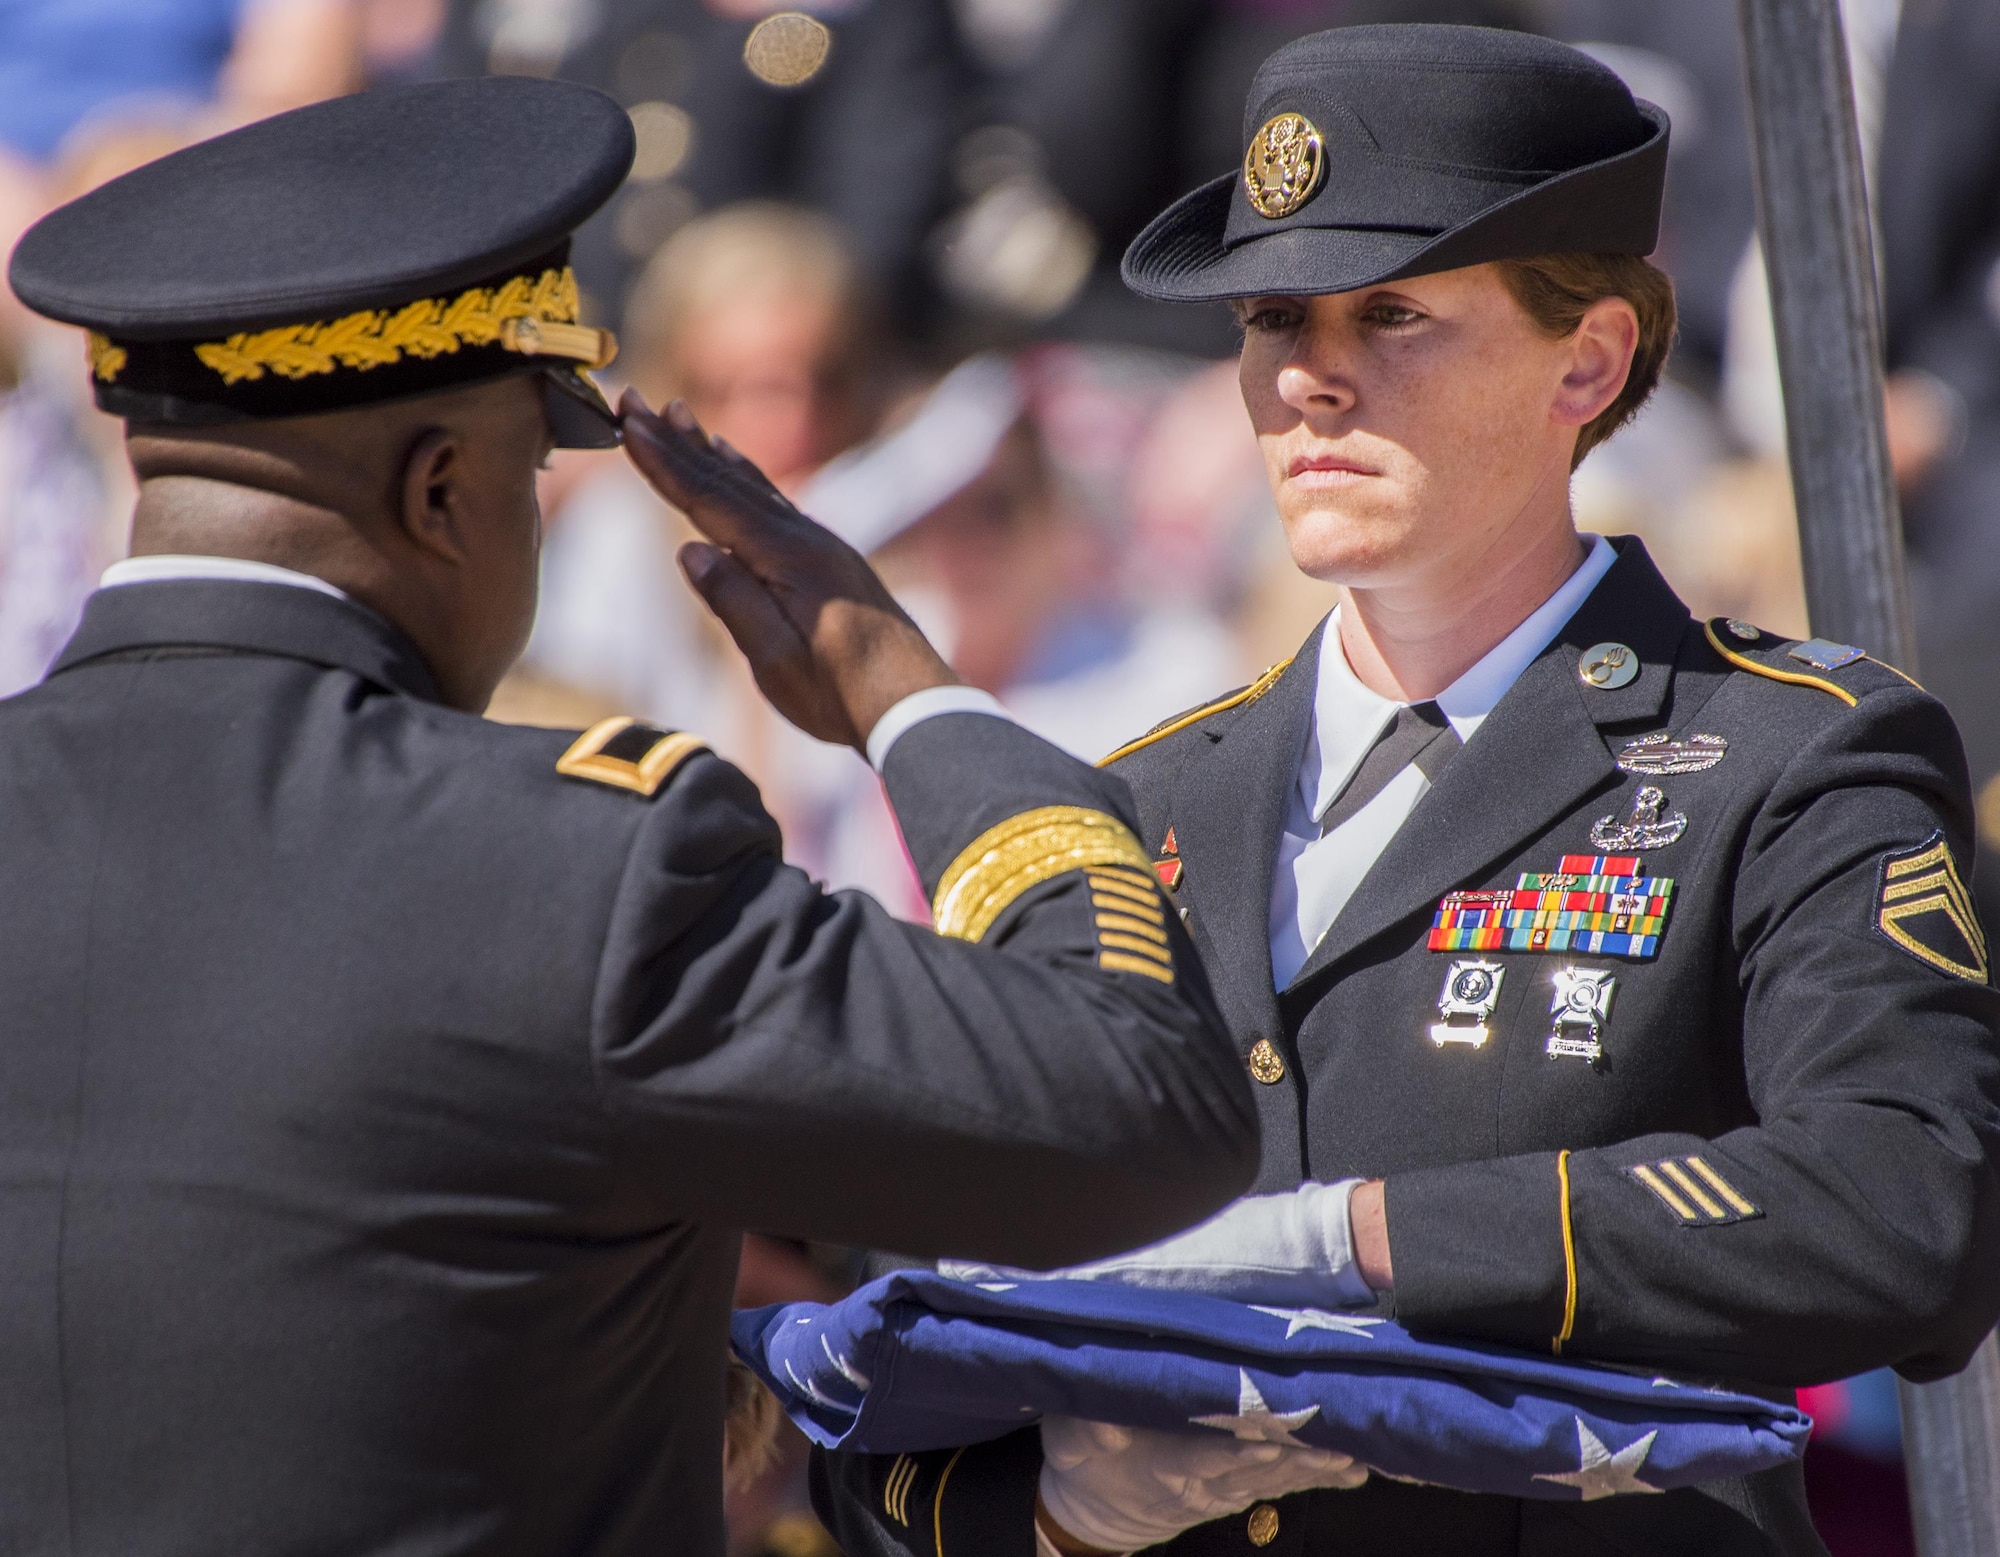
[1243, 113, 1326, 218]
[556, 717, 707, 797]
[1877, 833, 1989, 983]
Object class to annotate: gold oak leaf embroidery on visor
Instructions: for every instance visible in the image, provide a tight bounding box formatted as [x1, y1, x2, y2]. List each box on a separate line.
[1878, 833, 1989, 983]
[192, 266, 614, 385]
[86, 331, 128, 383]
[932, 806, 1175, 982]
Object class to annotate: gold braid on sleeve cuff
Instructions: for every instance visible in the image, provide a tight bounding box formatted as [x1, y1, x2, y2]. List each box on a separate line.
[932, 806, 1158, 945]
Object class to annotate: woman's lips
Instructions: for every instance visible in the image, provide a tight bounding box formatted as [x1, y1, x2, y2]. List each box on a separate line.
[1286, 453, 1377, 482]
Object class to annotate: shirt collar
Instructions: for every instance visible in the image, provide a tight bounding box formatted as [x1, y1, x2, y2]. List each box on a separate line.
[101, 554, 350, 601]
[1302, 533, 1617, 824]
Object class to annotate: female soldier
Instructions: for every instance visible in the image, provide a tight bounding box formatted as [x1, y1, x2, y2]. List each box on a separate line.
[814, 24, 2000, 1557]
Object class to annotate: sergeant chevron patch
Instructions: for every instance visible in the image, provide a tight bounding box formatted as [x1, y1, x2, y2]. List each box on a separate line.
[1877, 834, 1989, 983]
[556, 717, 707, 797]
[1625, 1156, 1762, 1227]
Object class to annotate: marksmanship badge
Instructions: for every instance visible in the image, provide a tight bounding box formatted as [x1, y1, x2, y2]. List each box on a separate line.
[1548, 967, 1616, 1061]
[1431, 960, 1505, 1047]
[1244, 113, 1326, 218]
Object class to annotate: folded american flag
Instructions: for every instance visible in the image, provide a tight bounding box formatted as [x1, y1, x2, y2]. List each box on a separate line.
[732, 1271, 1809, 1500]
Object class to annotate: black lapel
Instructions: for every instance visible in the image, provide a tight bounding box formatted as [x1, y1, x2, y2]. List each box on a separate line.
[49, 579, 442, 702]
[1170, 623, 1324, 1037]
[1287, 538, 1690, 990]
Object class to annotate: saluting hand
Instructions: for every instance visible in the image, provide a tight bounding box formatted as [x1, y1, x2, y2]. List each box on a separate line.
[620, 391, 959, 751]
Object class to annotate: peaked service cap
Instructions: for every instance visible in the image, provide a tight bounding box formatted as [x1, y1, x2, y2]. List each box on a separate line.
[9, 77, 637, 447]
[1123, 25, 1669, 304]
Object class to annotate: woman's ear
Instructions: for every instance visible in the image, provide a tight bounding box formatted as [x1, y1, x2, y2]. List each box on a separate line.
[1552, 296, 1639, 430]
[396, 427, 465, 563]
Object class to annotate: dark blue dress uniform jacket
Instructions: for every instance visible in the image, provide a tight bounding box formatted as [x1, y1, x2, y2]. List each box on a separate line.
[0, 579, 1258, 1557]
[812, 538, 2000, 1557]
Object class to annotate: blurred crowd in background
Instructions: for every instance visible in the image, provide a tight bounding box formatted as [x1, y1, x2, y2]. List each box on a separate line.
[3, 0, 1997, 1551]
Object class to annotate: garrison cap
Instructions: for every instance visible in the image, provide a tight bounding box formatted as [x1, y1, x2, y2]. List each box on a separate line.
[1123, 25, 1668, 303]
[9, 77, 636, 447]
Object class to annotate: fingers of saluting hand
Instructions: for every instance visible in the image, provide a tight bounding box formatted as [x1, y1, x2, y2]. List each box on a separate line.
[619, 390, 808, 565]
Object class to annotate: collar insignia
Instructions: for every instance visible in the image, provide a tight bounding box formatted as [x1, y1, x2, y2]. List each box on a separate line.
[1155, 825, 1183, 891]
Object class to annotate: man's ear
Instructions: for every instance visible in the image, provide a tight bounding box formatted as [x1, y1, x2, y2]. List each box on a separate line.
[396, 427, 465, 563]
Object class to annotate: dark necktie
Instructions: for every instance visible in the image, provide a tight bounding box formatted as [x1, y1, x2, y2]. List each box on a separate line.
[1318, 701, 1463, 837]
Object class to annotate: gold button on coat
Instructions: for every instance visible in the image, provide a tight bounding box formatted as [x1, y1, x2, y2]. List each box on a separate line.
[1247, 1502, 1281, 1546]
[1247, 1038, 1286, 1084]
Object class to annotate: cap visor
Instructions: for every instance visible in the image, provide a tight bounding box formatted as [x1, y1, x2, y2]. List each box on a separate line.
[541, 366, 622, 449]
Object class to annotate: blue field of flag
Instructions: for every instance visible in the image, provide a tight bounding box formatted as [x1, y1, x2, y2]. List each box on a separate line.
[732, 1271, 1809, 1500]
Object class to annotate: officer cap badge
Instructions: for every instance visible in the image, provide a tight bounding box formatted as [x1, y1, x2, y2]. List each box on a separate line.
[1244, 113, 1326, 219]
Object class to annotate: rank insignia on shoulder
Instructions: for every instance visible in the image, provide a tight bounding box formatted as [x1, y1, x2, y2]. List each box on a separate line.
[1788, 637, 1864, 672]
[1626, 1155, 1762, 1226]
[1429, 856, 1673, 960]
[1878, 833, 1989, 984]
[556, 716, 708, 797]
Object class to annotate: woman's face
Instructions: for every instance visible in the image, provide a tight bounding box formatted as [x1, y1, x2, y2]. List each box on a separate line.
[1236, 262, 1631, 590]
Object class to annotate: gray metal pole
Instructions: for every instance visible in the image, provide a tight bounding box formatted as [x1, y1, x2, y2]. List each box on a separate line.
[1736, 0, 1915, 669]
[1735, 1, 2000, 1550]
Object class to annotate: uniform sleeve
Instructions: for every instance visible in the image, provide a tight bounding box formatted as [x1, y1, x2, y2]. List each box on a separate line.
[810, 1433, 1040, 1557]
[588, 713, 1260, 1267]
[1386, 684, 2000, 1385]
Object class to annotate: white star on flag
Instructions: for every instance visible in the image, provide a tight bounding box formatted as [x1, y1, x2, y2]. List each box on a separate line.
[1250, 1305, 1385, 1340]
[1532, 1416, 1663, 1500]
[1189, 1368, 1320, 1446]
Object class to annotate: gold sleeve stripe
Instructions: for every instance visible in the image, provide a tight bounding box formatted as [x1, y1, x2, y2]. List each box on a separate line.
[556, 717, 708, 797]
[1702, 621, 1859, 706]
[933, 806, 1154, 943]
[1101, 950, 1176, 983]
[934, 1445, 969, 1555]
[1099, 931, 1173, 962]
[1658, 1159, 1726, 1220]
[1098, 659, 1293, 767]
[1685, 1156, 1759, 1217]
[1092, 891, 1164, 922]
[1088, 870, 1160, 903]
[1631, 1163, 1697, 1221]
[1096, 912, 1169, 944]
[883, 1454, 917, 1525]
[1625, 1155, 1762, 1225]
[1554, 1149, 1577, 1356]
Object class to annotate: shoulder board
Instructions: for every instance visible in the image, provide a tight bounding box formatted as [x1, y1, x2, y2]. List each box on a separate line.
[556, 716, 707, 797]
[1098, 658, 1292, 768]
[1700, 618, 1922, 709]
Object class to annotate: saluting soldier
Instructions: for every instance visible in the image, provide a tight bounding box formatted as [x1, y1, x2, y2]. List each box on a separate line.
[0, 78, 1260, 1555]
[815, 26, 2000, 1557]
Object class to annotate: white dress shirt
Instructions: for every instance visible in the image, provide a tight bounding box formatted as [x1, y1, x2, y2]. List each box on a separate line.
[1268, 534, 1616, 989]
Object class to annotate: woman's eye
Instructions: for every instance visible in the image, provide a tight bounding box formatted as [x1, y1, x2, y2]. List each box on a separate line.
[1241, 305, 1301, 332]
[1364, 304, 1424, 328]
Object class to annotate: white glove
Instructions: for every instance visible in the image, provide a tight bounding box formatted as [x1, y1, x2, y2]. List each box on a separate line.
[944, 1182, 1375, 1308]
[1037, 1416, 1368, 1553]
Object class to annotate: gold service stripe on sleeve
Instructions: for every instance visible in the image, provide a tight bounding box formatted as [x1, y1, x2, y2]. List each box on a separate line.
[1092, 891, 1164, 922]
[932, 806, 1155, 943]
[1096, 912, 1169, 944]
[1658, 1159, 1727, 1220]
[1631, 1163, 1697, 1222]
[1098, 931, 1174, 962]
[1100, 950, 1176, 984]
[1685, 1156, 1759, 1217]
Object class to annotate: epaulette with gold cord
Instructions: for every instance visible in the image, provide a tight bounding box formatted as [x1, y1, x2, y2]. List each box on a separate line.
[556, 716, 708, 797]
[931, 805, 1178, 984]
[1700, 618, 1922, 709]
[1097, 658, 1293, 768]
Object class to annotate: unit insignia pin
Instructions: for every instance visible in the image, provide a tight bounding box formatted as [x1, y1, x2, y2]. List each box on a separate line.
[1578, 642, 1639, 690]
[1726, 619, 1762, 642]
[1431, 959, 1504, 1047]
[1787, 637, 1865, 672]
[1589, 785, 1687, 851]
[1616, 732, 1727, 777]
[1155, 825, 1183, 891]
[1547, 967, 1616, 1062]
